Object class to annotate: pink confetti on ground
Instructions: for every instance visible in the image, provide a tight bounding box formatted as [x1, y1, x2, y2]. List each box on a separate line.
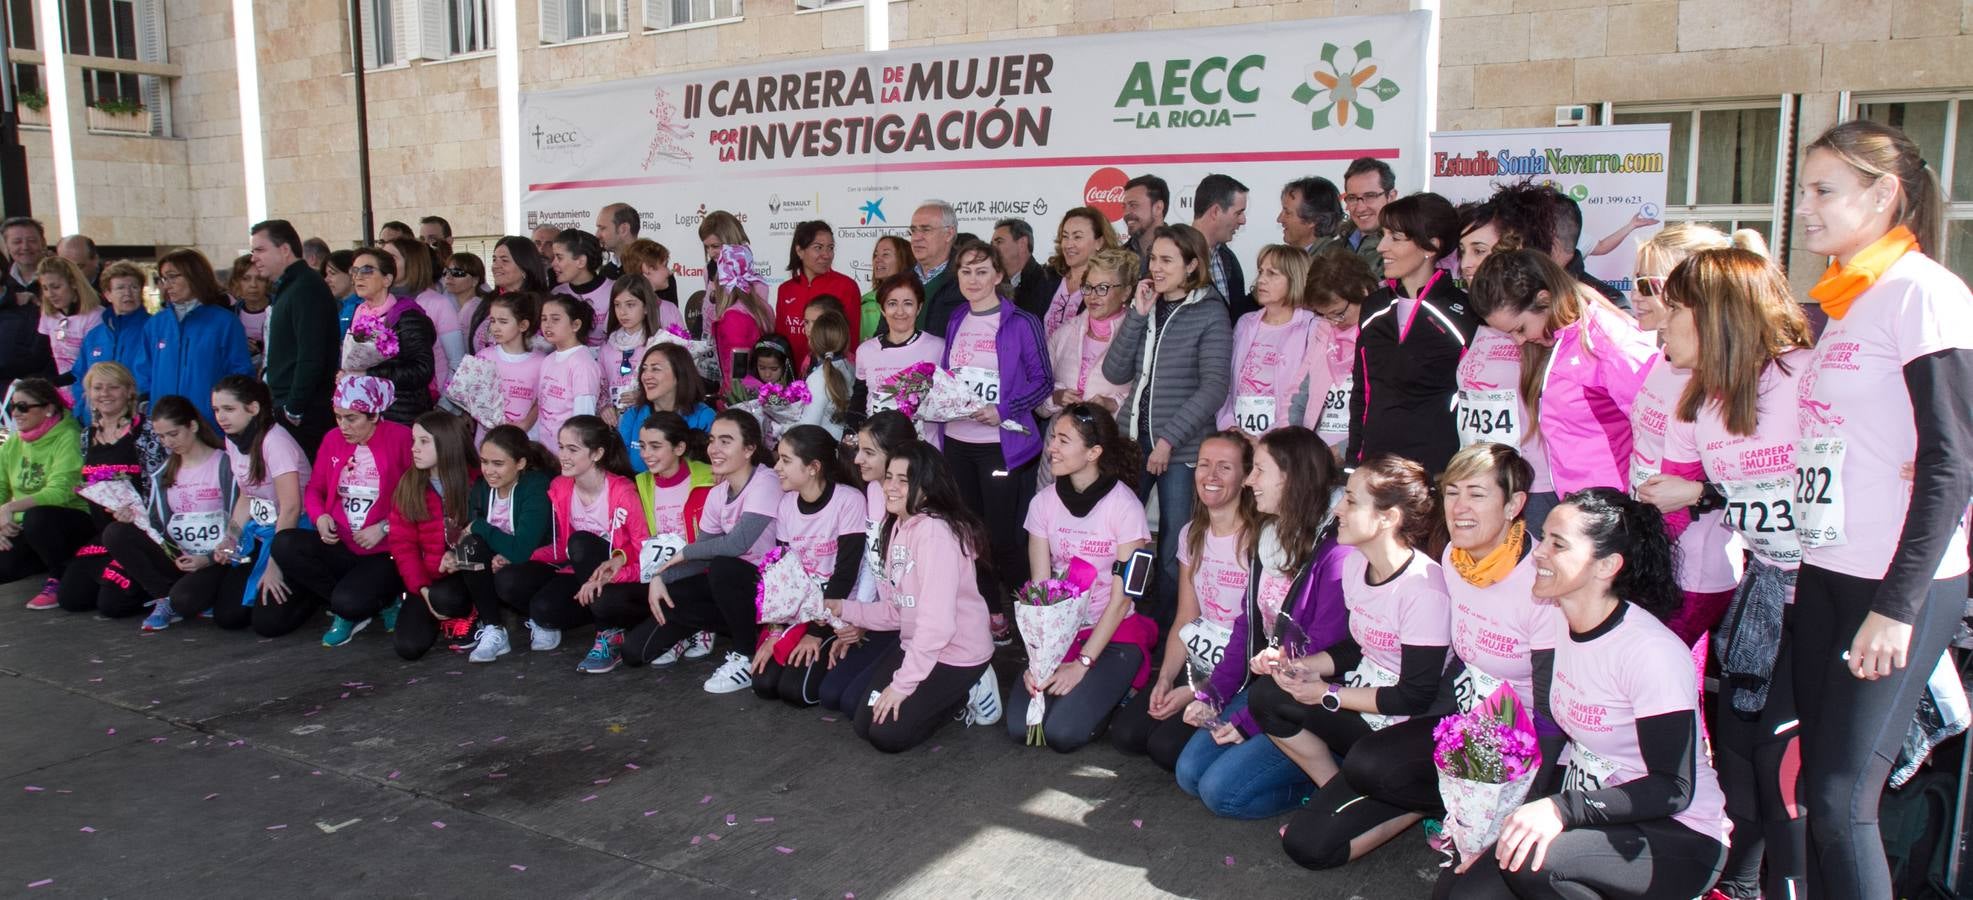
[266, 824, 287, 831]
[23, 786, 43, 792]
[387, 771, 400, 780]
[227, 740, 245, 747]
[930, 745, 943, 753]
[27, 879, 52, 888]
[1132, 819, 1143, 829]
[706, 832, 722, 842]
[508, 864, 527, 872]
[311, 771, 322, 776]
[724, 814, 736, 826]
[149, 737, 166, 744]
[105, 728, 115, 735]
[79, 826, 95, 833]
[431, 821, 446, 829]
[88, 677, 102, 683]
[339, 692, 350, 699]
[643, 810, 658, 817]
[774, 846, 794, 855]
[819, 716, 838, 723]
[458, 740, 475, 747]
[754, 817, 774, 823]
[691, 836, 701, 846]
[593, 778, 611, 785]
[699, 795, 712, 805]
[202, 793, 219, 800]
[406, 677, 421, 685]
[624, 763, 640, 770]
[580, 745, 595, 752]
[1223, 856, 1235, 866]
[491, 736, 507, 743]
[579, 794, 598, 803]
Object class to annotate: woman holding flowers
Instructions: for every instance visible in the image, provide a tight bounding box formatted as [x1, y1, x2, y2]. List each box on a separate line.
[816, 411, 919, 714]
[345, 247, 437, 425]
[750, 425, 868, 707]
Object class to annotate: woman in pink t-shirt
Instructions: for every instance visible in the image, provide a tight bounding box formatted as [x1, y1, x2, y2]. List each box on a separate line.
[1250, 455, 1454, 870]
[1109, 431, 1260, 769]
[1217, 245, 1319, 438]
[1468, 249, 1656, 496]
[1439, 488, 1729, 899]
[474, 293, 544, 439]
[1039, 247, 1134, 420]
[854, 275, 945, 443]
[270, 375, 414, 649]
[35, 256, 103, 405]
[824, 442, 996, 753]
[749, 426, 871, 708]
[1646, 249, 1816, 900]
[531, 295, 601, 447]
[1296, 250, 1374, 450]
[203, 376, 314, 638]
[1012, 404, 1152, 751]
[623, 411, 782, 695]
[1783, 121, 1973, 899]
[99, 396, 236, 630]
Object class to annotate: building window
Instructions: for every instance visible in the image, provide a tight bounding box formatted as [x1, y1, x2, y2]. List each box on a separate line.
[447, 0, 491, 55]
[543, 0, 627, 42]
[358, 0, 396, 67]
[1612, 98, 1793, 255]
[644, 0, 741, 30]
[359, 0, 492, 68]
[5, 0, 40, 100]
[1852, 92, 1973, 279]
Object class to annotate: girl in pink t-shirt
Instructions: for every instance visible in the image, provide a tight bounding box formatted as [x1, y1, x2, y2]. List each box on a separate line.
[1439, 488, 1729, 898]
[808, 410, 922, 716]
[204, 377, 312, 637]
[474, 294, 544, 439]
[1110, 431, 1259, 767]
[547, 229, 613, 349]
[102, 396, 234, 631]
[1013, 404, 1152, 751]
[601, 276, 664, 424]
[531, 296, 600, 447]
[1251, 455, 1454, 871]
[625, 411, 782, 694]
[854, 277, 945, 445]
[749, 425, 869, 707]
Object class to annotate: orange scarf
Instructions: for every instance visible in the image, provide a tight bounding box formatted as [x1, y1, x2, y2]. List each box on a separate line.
[1450, 520, 1525, 589]
[1809, 226, 1919, 320]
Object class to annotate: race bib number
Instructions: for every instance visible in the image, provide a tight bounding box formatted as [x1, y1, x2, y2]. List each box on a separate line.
[1562, 742, 1621, 793]
[1453, 664, 1507, 715]
[1234, 395, 1276, 434]
[249, 497, 277, 527]
[338, 484, 379, 526]
[956, 366, 999, 406]
[1343, 658, 1402, 731]
[1317, 386, 1351, 438]
[1179, 617, 1234, 672]
[168, 510, 226, 555]
[1794, 437, 1846, 550]
[1724, 474, 1802, 566]
[1456, 389, 1522, 447]
[638, 534, 687, 582]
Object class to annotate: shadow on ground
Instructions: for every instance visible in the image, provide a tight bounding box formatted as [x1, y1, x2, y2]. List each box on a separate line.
[0, 580, 1441, 898]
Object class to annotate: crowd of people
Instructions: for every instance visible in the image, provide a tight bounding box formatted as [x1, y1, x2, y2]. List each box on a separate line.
[1, 119, 1969, 899]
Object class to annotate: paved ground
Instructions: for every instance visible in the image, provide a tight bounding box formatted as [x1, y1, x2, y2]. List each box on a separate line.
[0, 578, 1441, 899]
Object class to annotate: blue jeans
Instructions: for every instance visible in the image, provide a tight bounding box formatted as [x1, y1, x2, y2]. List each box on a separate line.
[1138, 461, 1194, 629]
[1174, 691, 1314, 819]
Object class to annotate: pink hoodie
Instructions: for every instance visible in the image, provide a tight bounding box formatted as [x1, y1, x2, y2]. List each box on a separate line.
[529, 473, 650, 583]
[838, 514, 994, 697]
[1536, 303, 1656, 495]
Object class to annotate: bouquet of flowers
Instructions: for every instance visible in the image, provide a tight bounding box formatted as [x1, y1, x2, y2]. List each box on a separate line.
[647, 324, 721, 390]
[1431, 682, 1542, 868]
[443, 354, 508, 429]
[915, 366, 1030, 435]
[754, 546, 841, 630]
[342, 316, 400, 373]
[875, 363, 937, 418]
[756, 380, 812, 427]
[77, 479, 170, 551]
[722, 381, 777, 446]
[1014, 557, 1097, 747]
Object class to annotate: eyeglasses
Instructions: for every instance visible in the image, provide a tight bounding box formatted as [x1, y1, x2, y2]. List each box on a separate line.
[7, 401, 47, 414]
[349, 265, 381, 277]
[444, 267, 471, 279]
[1084, 281, 1121, 298]
[1633, 276, 1666, 298]
[1342, 191, 1394, 206]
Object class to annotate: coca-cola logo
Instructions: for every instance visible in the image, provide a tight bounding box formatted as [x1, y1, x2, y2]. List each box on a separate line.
[1083, 166, 1128, 221]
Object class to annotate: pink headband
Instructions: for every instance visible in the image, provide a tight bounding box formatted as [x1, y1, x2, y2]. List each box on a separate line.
[333, 374, 395, 415]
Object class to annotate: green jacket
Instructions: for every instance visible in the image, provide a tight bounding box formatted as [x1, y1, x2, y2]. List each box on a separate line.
[467, 468, 552, 564]
[635, 459, 716, 535]
[1340, 227, 1385, 280]
[0, 416, 87, 518]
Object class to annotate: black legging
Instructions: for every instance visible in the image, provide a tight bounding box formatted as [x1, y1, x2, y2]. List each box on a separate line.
[1004, 643, 1141, 752]
[493, 535, 615, 633]
[620, 557, 761, 665]
[0, 505, 96, 585]
[755, 632, 839, 707]
[819, 630, 901, 713]
[395, 571, 490, 661]
[1108, 675, 1198, 771]
[852, 642, 991, 753]
[1436, 816, 1726, 899]
[54, 544, 148, 618]
[1282, 714, 1439, 869]
[1711, 615, 1804, 900]
[1247, 672, 1377, 749]
[270, 530, 404, 622]
[165, 559, 315, 637]
[942, 438, 1035, 613]
[1791, 565, 1966, 899]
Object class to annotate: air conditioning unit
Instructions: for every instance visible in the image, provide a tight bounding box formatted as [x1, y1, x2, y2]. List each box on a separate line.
[1555, 104, 1591, 127]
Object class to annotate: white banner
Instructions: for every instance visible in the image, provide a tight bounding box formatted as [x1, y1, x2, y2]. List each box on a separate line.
[1427, 125, 1672, 292]
[523, 13, 1434, 296]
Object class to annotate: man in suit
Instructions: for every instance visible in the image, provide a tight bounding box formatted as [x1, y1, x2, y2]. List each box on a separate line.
[1192, 173, 1253, 320]
[1341, 156, 1396, 279]
[992, 217, 1059, 323]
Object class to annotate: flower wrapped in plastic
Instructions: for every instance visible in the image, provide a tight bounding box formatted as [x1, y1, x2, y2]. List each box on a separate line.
[647, 324, 722, 391]
[443, 353, 509, 429]
[913, 366, 1030, 435]
[722, 382, 776, 445]
[874, 362, 935, 418]
[1432, 682, 1542, 868]
[342, 316, 401, 373]
[1014, 558, 1096, 747]
[756, 380, 812, 427]
[753, 546, 842, 630]
[77, 479, 170, 551]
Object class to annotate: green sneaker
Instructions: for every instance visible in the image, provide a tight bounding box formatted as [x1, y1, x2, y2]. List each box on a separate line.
[379, 599, 402, 633]
[322, 614, 371, 647]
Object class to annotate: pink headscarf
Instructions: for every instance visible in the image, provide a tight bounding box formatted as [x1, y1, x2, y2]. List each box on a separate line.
[714, 244, 764, 294]
[332, 374, 395, 415]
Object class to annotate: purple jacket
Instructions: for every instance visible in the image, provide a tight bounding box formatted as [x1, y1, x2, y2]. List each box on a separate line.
[940, 299, 1052, 469]
[1212, 533, 1352, 736]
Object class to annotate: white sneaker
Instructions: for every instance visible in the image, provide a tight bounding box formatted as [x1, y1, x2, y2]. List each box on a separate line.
[650, 641, 686, 667]
[469, 625, 511, 663]
[702, 651, 754, 694]
[526, 619, 561, 652]
[681, 630, 715, 660]
[962, 667, 1003, 726]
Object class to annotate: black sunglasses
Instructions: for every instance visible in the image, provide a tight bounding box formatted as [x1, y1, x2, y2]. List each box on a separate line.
[8, 401, 48, 414]
[444, 267, 471, 279]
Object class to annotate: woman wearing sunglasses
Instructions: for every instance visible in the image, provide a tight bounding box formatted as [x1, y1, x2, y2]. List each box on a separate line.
[1039, 247, 1134, 421]
[442, 252, 495, 354]
[4, 378, 95, 611]
[346, 248, 437, 425]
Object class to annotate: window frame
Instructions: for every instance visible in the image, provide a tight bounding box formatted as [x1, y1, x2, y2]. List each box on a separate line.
[1610, 96, 1795, 259]
[543, 0, 630, 44]
[1845, 89, 1973, 271]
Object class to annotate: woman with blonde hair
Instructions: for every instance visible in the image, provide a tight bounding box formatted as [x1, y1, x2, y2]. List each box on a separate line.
[35, 256, 103, 405]
[1216, 244, 1317, 438]
[1039, 246, 1136, 419]
[618, 238, 685, 331]
[1042, 206, 1124, 335]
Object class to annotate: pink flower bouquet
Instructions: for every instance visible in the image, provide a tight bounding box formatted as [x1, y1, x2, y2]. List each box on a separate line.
[875, 362, 936, 418]
[77, 479, 169, 550]
[913, 366, 1030, 435]
[443, 354, 508, 429]
[1014, 559, 1097, 747]
[756, 381, 812, 427]
[1432, 682, 1542, 867]
[647, 325, 722, 390]
[753, 546, 840, 629]
[342, 317, 400, 373]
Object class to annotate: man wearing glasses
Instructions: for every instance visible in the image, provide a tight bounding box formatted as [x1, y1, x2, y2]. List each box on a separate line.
[910, 200, 967, 340]
[1340, 157, 1396, 279]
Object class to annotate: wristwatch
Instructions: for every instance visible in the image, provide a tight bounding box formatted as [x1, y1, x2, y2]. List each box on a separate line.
[1077, 654, 1094, 668]
[1320, 682, 1343, 712]
[1689, 481, 1727, 516]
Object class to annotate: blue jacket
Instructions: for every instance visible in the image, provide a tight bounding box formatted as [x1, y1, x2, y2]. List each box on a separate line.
[618, 402, 715, 472]
[136, 303, 253, 424]
[940, 299, 1051, 469]
[71, 307, 153, 425]
[337, 295, 361, 336]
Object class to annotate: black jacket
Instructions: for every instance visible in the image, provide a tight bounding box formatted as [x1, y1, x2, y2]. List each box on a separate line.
[367, 302, 438, 425]
[1347, 273, 1477, 475]
[0, 291, 53, 391]
[265, 260, 341, 425]
[918, 256, 968, 342]
[1212, 243, 1256, 322]
[1568, 251, 1629, 312]
[1007, 258, 1060, 324]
